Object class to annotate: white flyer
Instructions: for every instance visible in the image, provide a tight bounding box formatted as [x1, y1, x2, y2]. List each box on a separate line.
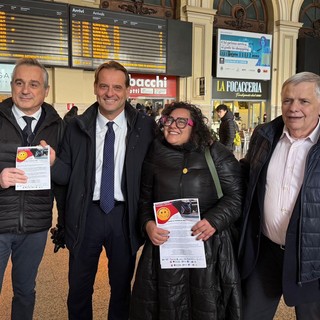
[153, 198, 206, 269]
[15, 146, 51, 190]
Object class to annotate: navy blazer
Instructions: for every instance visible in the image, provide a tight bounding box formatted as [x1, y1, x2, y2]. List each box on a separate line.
[238, 116, 320, 306]
[52, 101, 156, 256]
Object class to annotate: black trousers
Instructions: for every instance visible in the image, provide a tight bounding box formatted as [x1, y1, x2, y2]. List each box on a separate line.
[67, 202, 136, 320]
[242, 234, 320, 320]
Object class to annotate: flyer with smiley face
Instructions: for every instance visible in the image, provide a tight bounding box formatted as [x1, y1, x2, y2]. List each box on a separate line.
[15, 146, 51, 190]
[153, 198, 206, 269]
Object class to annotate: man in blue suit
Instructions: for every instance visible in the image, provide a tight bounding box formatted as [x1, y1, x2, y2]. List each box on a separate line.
[48, 61, 156, 320]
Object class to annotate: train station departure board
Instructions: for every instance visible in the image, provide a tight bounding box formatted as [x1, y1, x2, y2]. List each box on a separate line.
[70, 5, 166, 73]
[0, 0, 69, 67]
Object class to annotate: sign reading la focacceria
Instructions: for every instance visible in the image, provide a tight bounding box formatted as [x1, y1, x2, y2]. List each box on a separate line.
[212, 78, 269, 100]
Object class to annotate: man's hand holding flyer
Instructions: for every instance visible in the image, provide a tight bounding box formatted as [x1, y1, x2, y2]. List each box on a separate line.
[15, 146, 51, 190]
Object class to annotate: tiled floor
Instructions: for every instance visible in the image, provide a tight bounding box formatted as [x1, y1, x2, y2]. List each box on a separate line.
[0, 208, 111, 320]
[0, 208, 295, 319]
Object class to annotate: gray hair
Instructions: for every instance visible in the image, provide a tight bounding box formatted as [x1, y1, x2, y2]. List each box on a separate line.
[12, 58, 49, 89]
[281, 72, 320, 98]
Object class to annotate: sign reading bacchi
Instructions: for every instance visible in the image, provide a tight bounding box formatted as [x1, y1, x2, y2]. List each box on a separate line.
[212, 78, 269, 100]
[129, 74, 177, 98]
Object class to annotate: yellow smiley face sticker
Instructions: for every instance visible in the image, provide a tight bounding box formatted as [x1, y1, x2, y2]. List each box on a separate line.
[17, 150, 28, 161]
[157, 207, 171, 221]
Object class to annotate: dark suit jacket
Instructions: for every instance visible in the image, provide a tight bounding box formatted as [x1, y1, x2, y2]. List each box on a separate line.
[238, 116, 320, 306]
[52, 101, 156, 256]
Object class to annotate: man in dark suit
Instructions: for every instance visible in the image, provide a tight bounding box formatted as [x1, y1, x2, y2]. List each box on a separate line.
[0, 58, 63, 320]
[48, 61, 156, 320]
[238, 71, 320, 320]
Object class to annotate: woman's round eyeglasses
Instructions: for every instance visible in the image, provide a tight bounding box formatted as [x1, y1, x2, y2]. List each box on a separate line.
[160, 116, 194, 129]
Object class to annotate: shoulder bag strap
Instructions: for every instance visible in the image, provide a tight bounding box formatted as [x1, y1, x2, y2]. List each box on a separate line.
[205, 147, 223, 199]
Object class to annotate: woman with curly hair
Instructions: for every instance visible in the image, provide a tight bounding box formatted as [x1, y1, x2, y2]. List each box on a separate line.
[130, 102, 244, 320]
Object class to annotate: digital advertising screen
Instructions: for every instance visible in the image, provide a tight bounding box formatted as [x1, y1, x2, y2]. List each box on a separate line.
[216, 29, 272, 80]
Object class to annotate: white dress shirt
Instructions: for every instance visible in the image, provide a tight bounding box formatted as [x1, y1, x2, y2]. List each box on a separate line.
[12, 104, 42, 131]
[263, 121, 320, 245]
[93, 109, 127, 201]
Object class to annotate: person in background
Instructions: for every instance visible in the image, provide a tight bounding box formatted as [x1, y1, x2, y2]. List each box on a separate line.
[63, 105, 78, 124]
[47, 60, 156, 320]
[263, 112, 267, 123]
[130, 102, 243, 320]
[154, 105, 164, 122]
[135, 103, 146, 114]
[238, 71, 320, 320]
[146, 105, 156, 118]
[0, 58, 64, 320]
[255, 36, 271, 67]
[215, 104, 236, 152]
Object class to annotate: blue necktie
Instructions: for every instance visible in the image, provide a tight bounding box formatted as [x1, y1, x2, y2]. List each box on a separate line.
[100, 122, 115, 214]
[22, 116, 35, 146]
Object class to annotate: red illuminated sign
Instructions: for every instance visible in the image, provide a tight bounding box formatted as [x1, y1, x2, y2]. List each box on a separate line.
[129, 74, 176, 98]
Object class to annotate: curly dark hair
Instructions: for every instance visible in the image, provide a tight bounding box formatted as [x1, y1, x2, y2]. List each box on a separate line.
[157, 102, 214, 150]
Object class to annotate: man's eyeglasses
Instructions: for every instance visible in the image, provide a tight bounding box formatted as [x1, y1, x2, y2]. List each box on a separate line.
[160, 116, 194, 129]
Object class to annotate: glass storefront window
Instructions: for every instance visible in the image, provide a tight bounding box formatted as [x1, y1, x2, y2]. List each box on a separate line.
[212, 100, 266, 131]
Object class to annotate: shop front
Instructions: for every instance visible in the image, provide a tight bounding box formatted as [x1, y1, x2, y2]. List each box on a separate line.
[129, 73, 177, 117]
[212, 78, 270, 133]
